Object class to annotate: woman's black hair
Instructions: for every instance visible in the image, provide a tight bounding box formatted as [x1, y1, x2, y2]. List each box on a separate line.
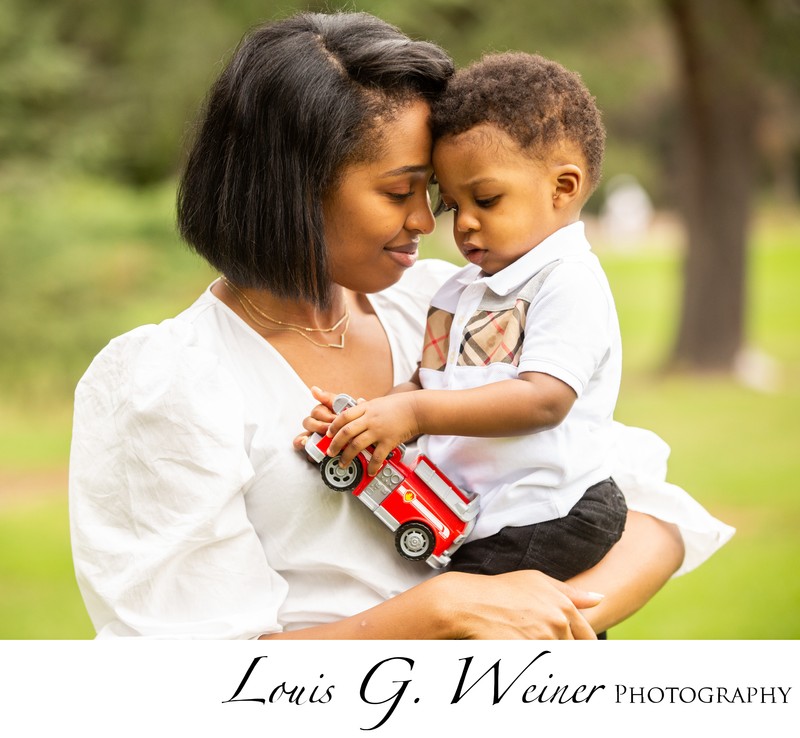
[177, 12, 453, 307]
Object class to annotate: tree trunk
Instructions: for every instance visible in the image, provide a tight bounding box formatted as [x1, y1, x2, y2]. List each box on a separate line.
[665, 0, 766, 372]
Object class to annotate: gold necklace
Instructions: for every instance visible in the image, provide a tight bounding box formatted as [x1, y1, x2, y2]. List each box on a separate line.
[221, 276, 350, 349]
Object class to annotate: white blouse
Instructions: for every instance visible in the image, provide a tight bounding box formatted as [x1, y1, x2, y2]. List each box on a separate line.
[69, 259, 734, 638]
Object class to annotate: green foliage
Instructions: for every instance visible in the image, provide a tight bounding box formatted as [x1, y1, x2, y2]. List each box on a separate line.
[0, 172, 214, 405]
[763, 0, 800, 89]
[0, 0, 88, 162]
[0, 0, 310, 182]
[2, 0, 796, 199]
[364, 0, 680, 202]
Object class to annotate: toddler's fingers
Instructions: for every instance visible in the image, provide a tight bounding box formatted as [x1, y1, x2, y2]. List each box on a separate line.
[326, 404, 366, 437]
[367, 442, 395, 476]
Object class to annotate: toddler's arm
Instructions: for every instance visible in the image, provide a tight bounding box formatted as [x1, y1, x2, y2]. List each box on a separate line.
[327, 371, 576, 475]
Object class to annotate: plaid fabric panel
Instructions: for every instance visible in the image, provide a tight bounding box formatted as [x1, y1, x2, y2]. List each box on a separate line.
[457, 299, 528, 367]
[420, 306, 453, 371]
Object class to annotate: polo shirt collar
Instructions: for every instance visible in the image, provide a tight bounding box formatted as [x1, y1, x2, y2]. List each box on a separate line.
[457, 221, 590, 296]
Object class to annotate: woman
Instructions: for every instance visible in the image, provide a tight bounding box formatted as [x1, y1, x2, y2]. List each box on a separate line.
[69, 11, 729, 639]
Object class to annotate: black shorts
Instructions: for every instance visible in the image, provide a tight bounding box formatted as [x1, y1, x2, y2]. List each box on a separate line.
[449, 477, 628, 581]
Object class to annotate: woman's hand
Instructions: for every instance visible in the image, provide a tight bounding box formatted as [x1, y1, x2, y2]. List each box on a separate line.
[435, 570, 602, 640]
[262, 568, 602, 640]
[292, 386, 339, 451]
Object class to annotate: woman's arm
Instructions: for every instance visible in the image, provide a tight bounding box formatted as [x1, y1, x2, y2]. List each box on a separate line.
[260, 569, 604, 640]
[261, 512, 683, 640]
[569, 511, 684, 634]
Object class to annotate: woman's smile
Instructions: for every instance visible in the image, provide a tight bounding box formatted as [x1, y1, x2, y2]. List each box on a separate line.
[384, 239, 420, 268]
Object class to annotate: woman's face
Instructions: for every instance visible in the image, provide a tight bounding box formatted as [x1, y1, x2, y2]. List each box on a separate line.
[323, 99, 436, 294]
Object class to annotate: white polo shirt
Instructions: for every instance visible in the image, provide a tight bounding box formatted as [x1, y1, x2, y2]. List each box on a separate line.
[418, 222, 622, 541]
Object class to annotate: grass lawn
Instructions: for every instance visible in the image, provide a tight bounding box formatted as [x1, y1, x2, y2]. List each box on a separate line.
[602, 212, 800, 639]
[0, 496, 95, 639]
[0, 178, 797, 639]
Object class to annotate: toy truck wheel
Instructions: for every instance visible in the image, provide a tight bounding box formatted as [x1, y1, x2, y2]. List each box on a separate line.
[395, 522, 435, 561]
[320, 455, 364, 492]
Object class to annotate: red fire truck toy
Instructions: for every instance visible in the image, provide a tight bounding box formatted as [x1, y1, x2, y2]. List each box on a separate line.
[305, 393, 479, 569]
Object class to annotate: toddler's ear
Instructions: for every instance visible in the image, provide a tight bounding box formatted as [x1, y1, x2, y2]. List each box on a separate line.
[552, 164, 584, 208]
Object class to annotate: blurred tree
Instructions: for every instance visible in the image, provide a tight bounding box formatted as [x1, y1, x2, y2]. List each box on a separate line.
[1, 0, 677, 192]
[663, 0, 789, 372]
[760, 0, 800, 204]
[0, 0, 312, 183]
[0, 0, 89, 166]
[2, 0, 798, 387]
[47, 0, 301, 183]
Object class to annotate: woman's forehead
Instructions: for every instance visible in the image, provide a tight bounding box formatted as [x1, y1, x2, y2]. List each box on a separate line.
[365, 99, 434, 175]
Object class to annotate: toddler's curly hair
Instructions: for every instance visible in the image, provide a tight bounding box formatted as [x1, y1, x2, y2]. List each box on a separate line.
[431, 52, 605, 194]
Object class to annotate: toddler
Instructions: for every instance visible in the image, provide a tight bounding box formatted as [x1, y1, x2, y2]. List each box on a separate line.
[322, 52, 627, 581]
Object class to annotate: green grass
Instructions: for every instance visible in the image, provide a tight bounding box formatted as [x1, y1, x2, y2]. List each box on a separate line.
[608, 371, 800, 639]
[0, 406, 73, 467]
[601, 212, 800, 639]
[0, 497, 95, 639]
[0, 177, 798, 639]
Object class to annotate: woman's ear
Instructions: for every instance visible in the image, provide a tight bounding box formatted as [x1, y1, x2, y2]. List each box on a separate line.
[552, 164, 584, 209]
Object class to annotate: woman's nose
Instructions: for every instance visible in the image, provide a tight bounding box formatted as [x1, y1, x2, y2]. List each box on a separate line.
[407, 194, 436, 235]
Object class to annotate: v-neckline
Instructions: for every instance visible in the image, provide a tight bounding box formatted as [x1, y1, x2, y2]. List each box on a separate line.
[206, 282, 399, 401]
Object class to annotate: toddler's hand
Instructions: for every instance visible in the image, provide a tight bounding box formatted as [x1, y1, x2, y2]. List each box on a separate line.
[326, 393, 421, 476]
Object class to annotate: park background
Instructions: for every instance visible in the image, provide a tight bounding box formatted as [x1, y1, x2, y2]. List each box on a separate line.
[0, 0, 798, 639]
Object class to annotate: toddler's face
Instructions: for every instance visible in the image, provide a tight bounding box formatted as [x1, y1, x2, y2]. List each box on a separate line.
[433, 124, 567, 275]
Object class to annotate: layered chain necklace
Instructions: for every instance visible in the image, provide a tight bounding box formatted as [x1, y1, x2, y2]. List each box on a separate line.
[221, 276, 351, 349]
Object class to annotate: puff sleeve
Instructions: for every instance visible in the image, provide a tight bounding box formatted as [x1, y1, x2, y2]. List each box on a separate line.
[69, 319, 289, 638]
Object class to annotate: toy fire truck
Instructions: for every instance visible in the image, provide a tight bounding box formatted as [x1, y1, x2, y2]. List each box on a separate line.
[305, 394, 479, 569]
